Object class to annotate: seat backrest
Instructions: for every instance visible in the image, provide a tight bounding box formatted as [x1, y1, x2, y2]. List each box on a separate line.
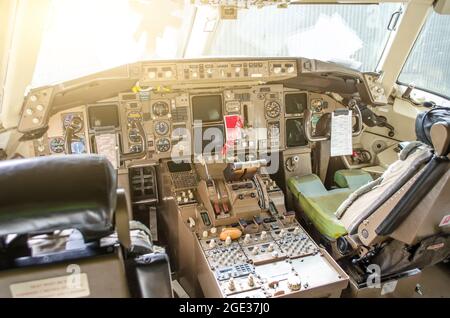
[340, 111, 450, 247]
[0, 155, 116, 241]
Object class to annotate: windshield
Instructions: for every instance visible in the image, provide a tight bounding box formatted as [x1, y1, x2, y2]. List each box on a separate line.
[197, 3, 402, 71]
[32, 0, 195, 87]
[32, 1, 401, 87]
[398, 11, 450, 99]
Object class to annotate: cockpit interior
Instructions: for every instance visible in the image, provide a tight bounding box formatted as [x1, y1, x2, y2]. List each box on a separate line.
[0, 0, 449, 299]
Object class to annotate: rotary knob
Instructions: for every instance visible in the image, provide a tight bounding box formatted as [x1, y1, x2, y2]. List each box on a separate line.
[244, 234, 251, 244]
[225, 236, 232, 246]
[202, 231, 208, 239]
[268, 243, 275, 252]
[294, 227, 301, 235]
[287, 275, 301, 291]
[210, 227, 217, 235]
[271, 250, 279, 258]
[279, 229, 286, 239]
[209, 239, 216, 249]
[252, 246, 259, 255]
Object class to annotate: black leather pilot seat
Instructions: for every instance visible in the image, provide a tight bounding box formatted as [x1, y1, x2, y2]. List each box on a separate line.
[0, 155, 172, 298]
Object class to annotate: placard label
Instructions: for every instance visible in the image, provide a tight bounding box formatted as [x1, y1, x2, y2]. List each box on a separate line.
[10, 274, 90, 298]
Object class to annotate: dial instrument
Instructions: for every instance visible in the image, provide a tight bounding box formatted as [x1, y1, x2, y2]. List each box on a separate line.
[311, 99, 324, 112]
[128, 128, 141, 143]
[71, 139, 86, 154]
[155, 121, 170, 136]
[152, 101, 170, 117]
[63, 114, 84, 133]
[265, 101, 281, 118]
[49, 137, 65, 154]
[156, 138, 171, 153]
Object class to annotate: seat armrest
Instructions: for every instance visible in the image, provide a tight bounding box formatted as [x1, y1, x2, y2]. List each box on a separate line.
[126, 253, 173, 298]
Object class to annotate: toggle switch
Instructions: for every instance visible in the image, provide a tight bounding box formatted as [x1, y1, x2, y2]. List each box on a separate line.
[261, 231, 267, 240]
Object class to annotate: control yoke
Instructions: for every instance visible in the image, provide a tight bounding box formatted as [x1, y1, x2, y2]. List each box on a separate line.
[64, 116, 83, 155]
[65, 118, 148, 161]
[120, 120, 148, 161]
[304, 100, 363, 142]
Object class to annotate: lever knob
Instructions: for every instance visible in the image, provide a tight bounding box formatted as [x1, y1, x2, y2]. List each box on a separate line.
[287, 275, 301, 291]
[228, 278, 236, 291]
[248, 274, 255, 287]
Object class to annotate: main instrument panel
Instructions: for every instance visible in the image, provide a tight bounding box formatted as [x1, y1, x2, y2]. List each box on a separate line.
[33, 85, 344, 162]
[21, 57, 383, 162]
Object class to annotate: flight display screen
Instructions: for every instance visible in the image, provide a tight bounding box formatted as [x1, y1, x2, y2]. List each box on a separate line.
[285, 93, 307, 115]
[193, 125, 224, 155]
[88, 104, 120, 130]
[192, 95, 223, 123]
[286, 118, 308, 147]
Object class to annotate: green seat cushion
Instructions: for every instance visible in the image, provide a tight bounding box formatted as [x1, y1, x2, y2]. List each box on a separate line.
[288, 175, 349, 239]
[334, 169, 373, 190]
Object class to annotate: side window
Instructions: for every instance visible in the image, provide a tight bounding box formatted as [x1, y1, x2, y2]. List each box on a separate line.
[398, 11, 450, 98]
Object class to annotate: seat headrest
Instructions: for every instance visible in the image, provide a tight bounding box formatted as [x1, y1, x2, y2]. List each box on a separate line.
[416, 107, 450, 155]
[0, 155, 117, 241]
[431, 122, 450, 156]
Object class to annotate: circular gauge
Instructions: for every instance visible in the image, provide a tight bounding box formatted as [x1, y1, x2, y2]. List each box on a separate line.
[63, 114, 83, 133]
[155, 121, 170, 136]
[156, 138, 171, 153]
[127, 111, 142, 123]
[152, 101, 170, 117]
[265, 101, 281, 119]
[311, 99, 324, 113]
[128, 128, 141, 143]
[71, 139, 86, 154]
[49, 137, 65, 154]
